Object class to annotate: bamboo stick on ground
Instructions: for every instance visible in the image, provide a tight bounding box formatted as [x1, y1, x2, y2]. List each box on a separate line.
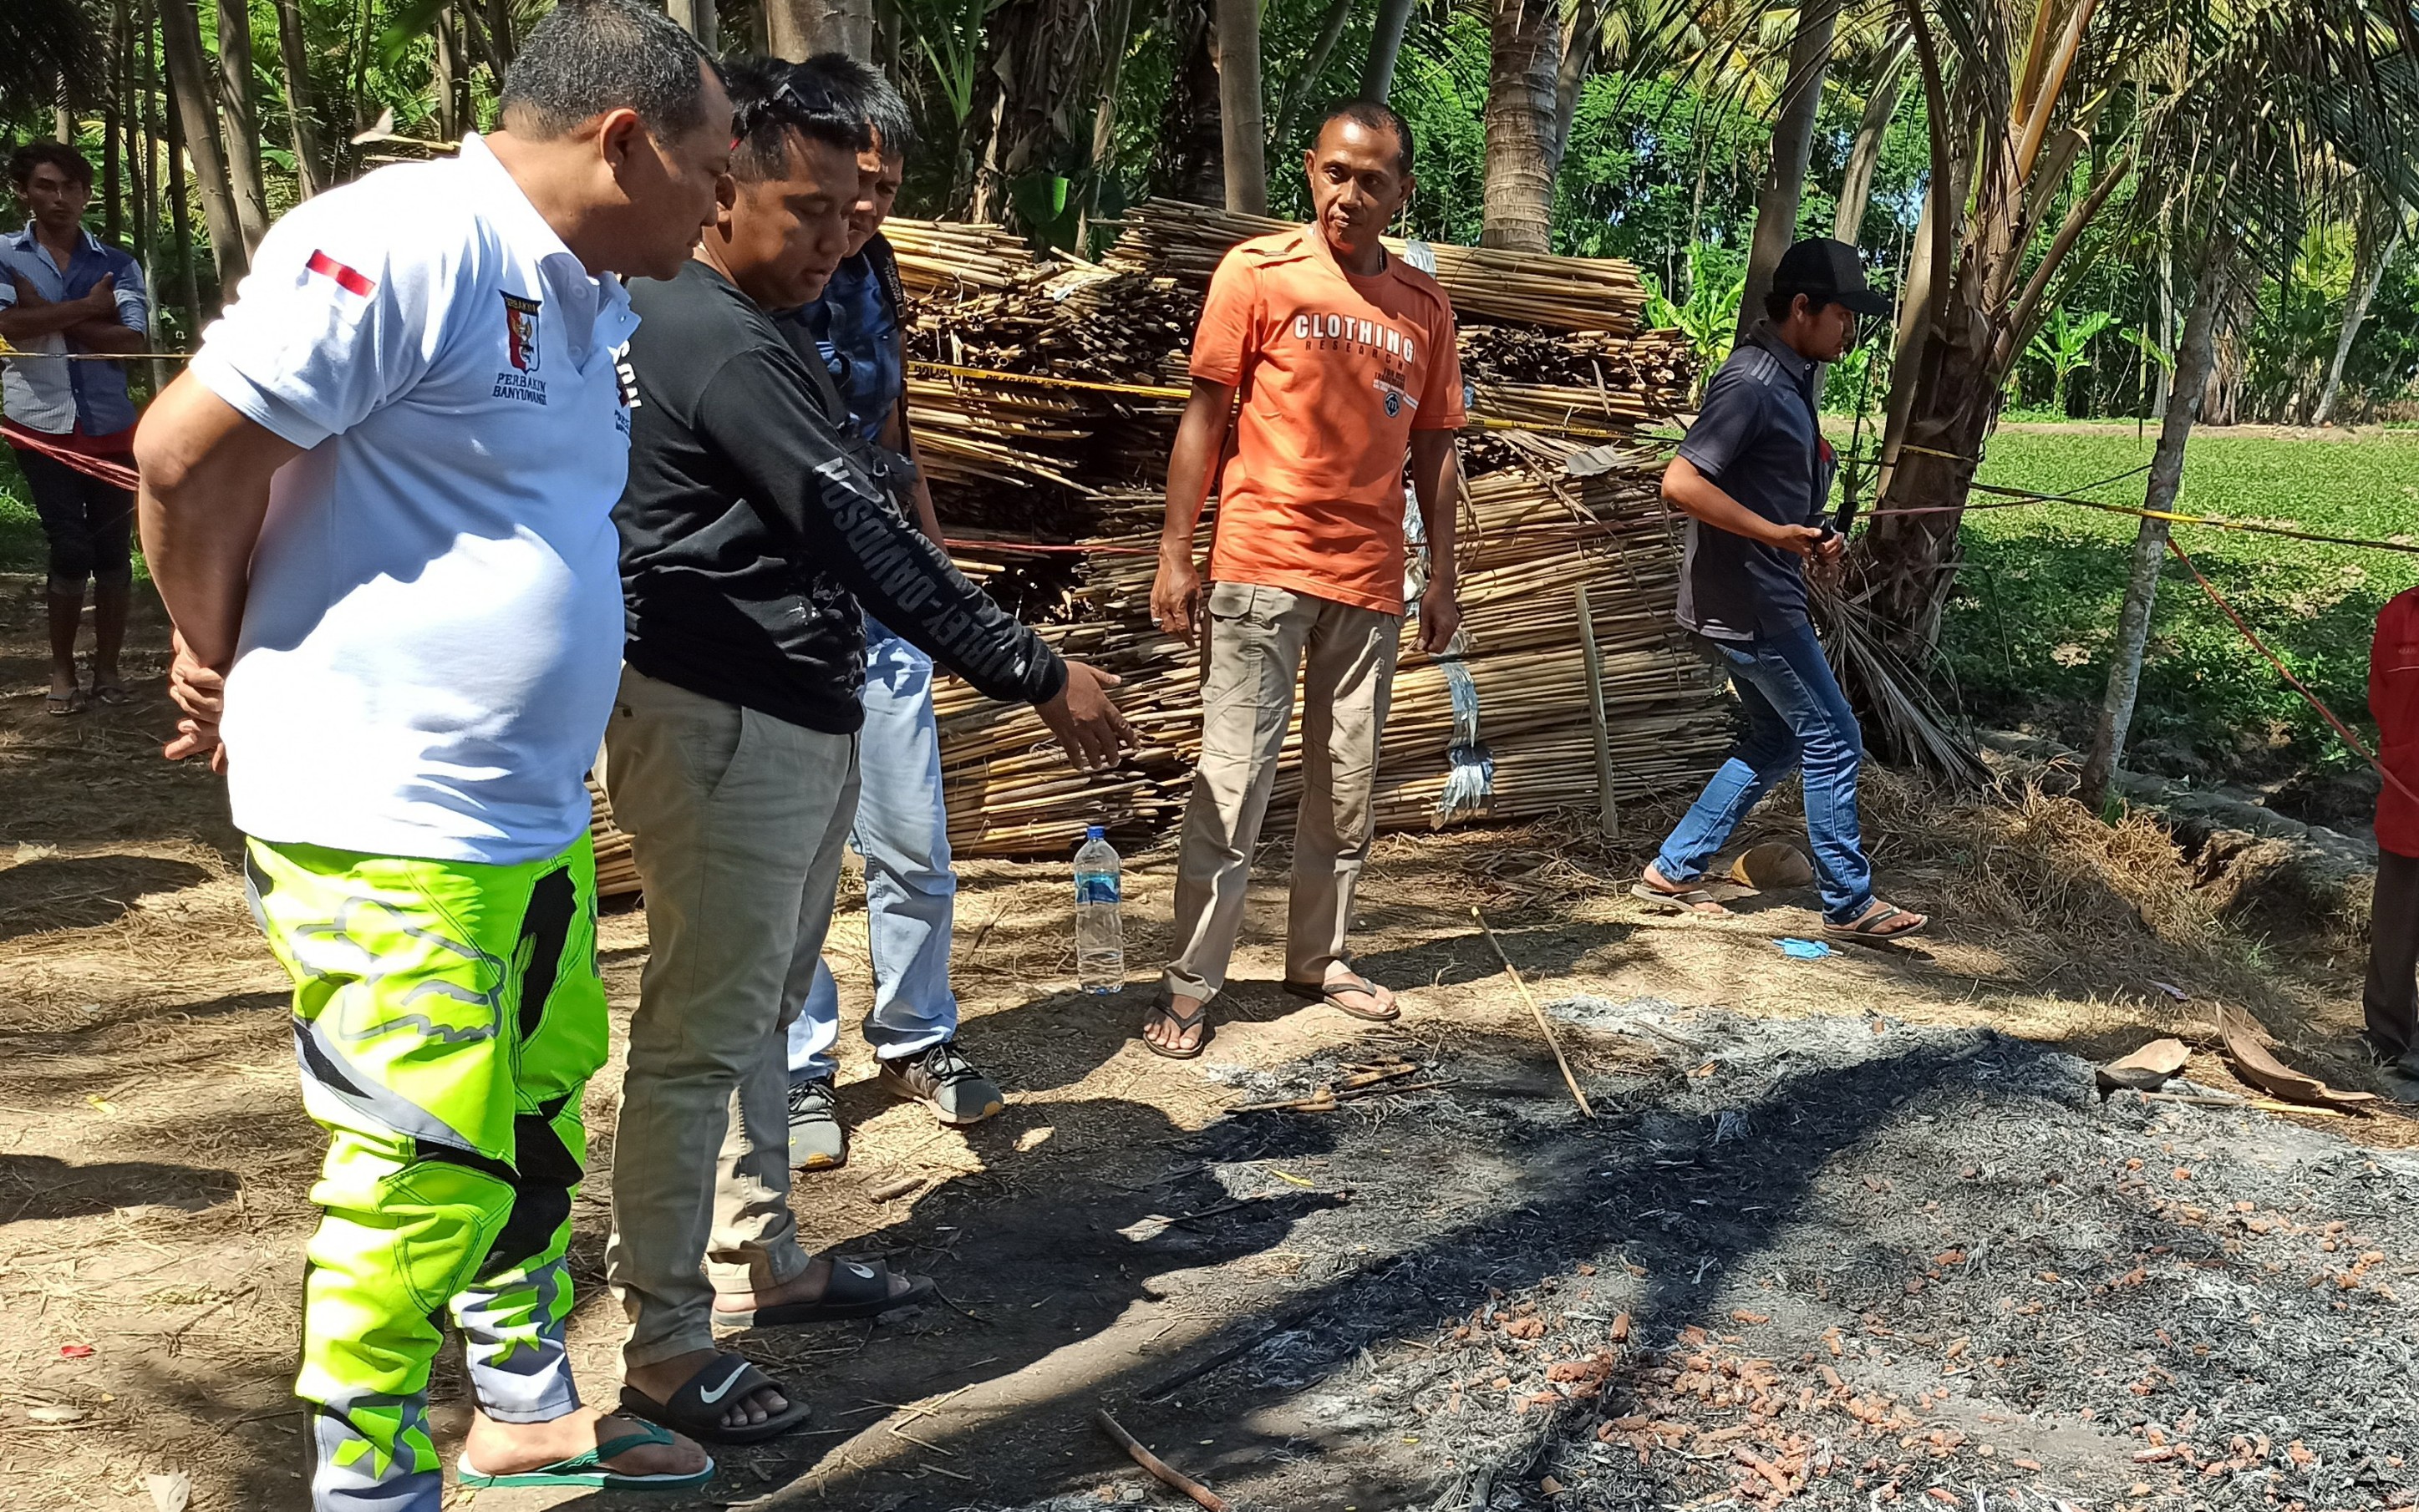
[1473, 906, 1597, 1119]
[1091, 1410, 1232, 1511]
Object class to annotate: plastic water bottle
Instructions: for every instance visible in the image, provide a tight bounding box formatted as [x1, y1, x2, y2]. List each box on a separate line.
[1075, 826, 1124, 993]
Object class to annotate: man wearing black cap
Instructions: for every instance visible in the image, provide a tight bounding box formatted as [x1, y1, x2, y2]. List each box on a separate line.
[1634, 237, 1928, 941]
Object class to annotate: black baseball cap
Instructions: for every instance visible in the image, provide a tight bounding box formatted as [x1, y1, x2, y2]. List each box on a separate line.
[1772, 238, 1893, 317]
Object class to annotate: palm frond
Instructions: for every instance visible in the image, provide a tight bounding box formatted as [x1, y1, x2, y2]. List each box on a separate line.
[0, 0, 98, 119]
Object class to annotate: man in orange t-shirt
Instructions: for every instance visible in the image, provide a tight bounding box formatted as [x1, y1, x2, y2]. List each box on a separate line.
[1143, 100, 1466, 1057]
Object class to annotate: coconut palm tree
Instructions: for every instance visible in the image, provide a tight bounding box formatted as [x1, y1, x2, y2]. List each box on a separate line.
[1857, 0, 2419, 677]
[2076, 0, 2419, 804]
[1484, 0, 1565, 250]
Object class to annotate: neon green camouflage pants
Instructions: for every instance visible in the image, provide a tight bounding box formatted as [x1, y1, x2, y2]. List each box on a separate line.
[245, 835, 608, 1512]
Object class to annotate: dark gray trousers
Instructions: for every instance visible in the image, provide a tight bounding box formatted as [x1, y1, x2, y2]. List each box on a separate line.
[2364, 846, 2419, 1058]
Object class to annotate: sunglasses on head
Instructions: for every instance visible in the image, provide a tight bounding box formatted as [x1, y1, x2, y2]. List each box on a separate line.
[730, 76, 817, 150]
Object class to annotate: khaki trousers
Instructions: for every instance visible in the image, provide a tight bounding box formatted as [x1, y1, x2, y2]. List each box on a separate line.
[1165, 582, 1400, 1001]
[601, 667, 859, 1370]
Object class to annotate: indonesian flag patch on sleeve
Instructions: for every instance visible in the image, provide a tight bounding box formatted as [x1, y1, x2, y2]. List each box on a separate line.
[305, 250, 377, 297]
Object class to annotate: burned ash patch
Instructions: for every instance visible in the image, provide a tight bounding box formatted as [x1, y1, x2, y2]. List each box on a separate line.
[993, 1003, 2419, 1511]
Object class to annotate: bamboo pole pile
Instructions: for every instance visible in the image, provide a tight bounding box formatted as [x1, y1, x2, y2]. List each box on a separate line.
[1098, 199, 1653, 333]
[925, 451, 1730, 858]
[591, 214, 1724, 890]
[589, 776, 640, 897]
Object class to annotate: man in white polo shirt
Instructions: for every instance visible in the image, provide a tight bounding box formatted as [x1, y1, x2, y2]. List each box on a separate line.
[133, 2, 730, 1504]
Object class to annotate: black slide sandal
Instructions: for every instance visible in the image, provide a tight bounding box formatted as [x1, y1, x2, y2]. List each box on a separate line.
[617, 1356, 809, 1446]
[714, 1256, 935, 1327]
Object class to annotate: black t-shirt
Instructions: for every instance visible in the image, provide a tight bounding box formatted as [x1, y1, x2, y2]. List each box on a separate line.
[616, 259, 1065, 733]
[1672, 322, 1837, 642]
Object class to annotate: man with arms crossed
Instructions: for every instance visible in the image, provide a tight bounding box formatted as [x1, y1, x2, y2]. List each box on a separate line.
[1635, 237, 1926, 942]
[1145, 100, 1466, 1057]
[604, 57, 1128, 1444]
[1, 142, 149, 713]
[134, 2, 729, 1501]
[776, 54, 1004, 1170]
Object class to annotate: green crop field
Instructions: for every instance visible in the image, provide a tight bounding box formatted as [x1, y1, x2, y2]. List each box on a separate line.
[1938, 425, 2419, 784]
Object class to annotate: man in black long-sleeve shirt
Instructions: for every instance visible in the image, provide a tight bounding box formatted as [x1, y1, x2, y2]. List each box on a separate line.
[602, 57, 1129, 1446]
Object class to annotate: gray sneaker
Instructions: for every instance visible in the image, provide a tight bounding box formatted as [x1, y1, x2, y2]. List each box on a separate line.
[786, 1077, 848, 1170]
[877, 1040, 1004, 1127]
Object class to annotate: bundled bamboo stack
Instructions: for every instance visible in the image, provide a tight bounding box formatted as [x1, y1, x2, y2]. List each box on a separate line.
[589, 776, 640, 897]
[1100, 199, 1653, 332]
[1456, 326, 1696, 405]
[590, 211, 1723, 893]
[927, 443, 1730, 857]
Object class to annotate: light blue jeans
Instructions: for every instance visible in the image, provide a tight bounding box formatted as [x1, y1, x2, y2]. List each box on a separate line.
[1652, 622, 1872, 924]
[785, 620, 959, 1083]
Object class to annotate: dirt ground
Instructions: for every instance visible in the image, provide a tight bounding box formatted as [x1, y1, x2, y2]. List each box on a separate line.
[4, 575, 2416, 1512]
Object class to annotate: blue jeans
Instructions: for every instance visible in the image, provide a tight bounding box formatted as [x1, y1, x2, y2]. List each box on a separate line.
[1653, 623, 1872, 924]
[785, 621, 958, 1082]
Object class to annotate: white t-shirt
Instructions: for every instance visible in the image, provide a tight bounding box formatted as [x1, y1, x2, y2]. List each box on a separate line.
[191, 134, 640, 865]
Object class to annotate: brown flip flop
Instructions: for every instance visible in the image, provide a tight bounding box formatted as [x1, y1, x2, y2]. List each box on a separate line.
[1283, 972, 1400, 1022]
[1629, 878, 1756, 916]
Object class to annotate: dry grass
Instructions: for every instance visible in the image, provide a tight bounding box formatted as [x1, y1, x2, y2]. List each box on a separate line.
[1867, 772, 2225, 955]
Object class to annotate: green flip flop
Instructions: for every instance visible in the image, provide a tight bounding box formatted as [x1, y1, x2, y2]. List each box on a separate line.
[455, 1420, 714, 1489]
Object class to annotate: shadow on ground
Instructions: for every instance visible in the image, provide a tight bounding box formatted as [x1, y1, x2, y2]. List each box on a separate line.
[0, 853, 213, 942]
[0, 1151, 239, 1224]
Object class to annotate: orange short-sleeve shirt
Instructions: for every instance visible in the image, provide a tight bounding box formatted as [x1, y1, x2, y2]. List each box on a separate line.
[1188, 227, 1466, 616]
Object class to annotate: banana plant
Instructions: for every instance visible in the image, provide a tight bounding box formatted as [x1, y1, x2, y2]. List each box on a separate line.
[2024, 306, 2115, 415]
[1644, 241, 1747, 393]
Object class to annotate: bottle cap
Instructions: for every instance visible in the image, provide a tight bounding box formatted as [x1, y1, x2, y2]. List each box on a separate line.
[1086, 825, 1105, 840]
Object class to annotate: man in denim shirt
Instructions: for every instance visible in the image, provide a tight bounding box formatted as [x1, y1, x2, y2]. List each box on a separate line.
[779, 54, 1007, 1168]
[1636, 238, 1928, 941]
[1, 143, 149, 713]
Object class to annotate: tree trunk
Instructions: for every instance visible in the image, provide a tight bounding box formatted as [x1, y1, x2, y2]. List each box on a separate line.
[483, 0, 516, 71]
[274, 0, 326, 195]
[216, 0, 272, 251]
[1869, 145, 1939, 508]
[1359, 0, 1417, 101]
[1155, 0, 1224, 205]
[2151, 231, 2172, 420]
[160, 0, 246, 294]
[965, 0, 1099, 235]
[1833, 34, 1910, 243]
[668, 0, 718, 53]
[434, 8, 464, 140]
[104, 0, 125, 244]
[1853, 3, 2131, 663]
[768, 0, 873, 61]
[135, 0, 165, 384]
[1212, 0, 1267, 213]
[2077, 229, 2235, 810]
[1481, 0, 1559, 251]
[1268, 0, 1353, 155]
[1076, 0, 1138, 255]
[1737, 0, 1838, 342]
[2314, 216, 2400, 426]
[161, 34, 206, 330]
[1549, 0, 1598, 175]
